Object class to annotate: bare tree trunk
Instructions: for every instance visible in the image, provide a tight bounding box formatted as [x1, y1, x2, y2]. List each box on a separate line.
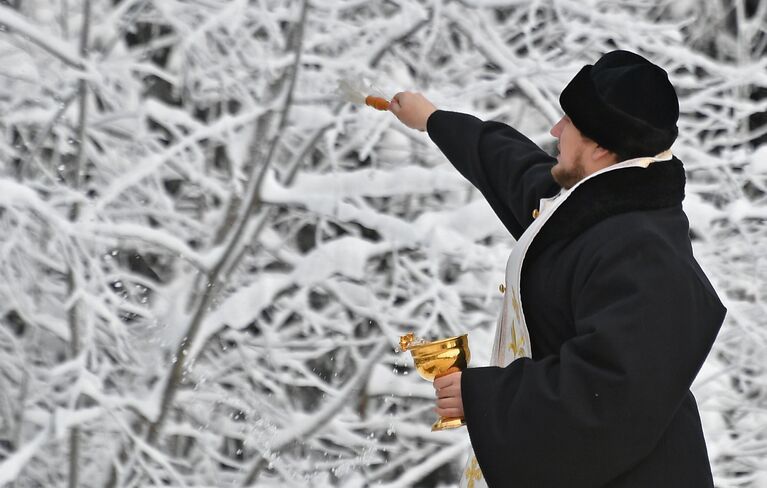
[68, 2, 91, 487]
[148, 0, 311, 440]
[104, 1, 310, 485]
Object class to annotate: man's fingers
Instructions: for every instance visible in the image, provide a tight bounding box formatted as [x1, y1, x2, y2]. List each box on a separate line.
[433, 371, 464, 418]
[389, 94, 401, 113]
[435, 407, 464, 418]
[433, 372, 460, 390]
[390, 92, 407, 110]
[436, 397, 461, 408]
[387, 91, 435, 131]
[436, 384, 460, 399]
[392, 91, 409, 103]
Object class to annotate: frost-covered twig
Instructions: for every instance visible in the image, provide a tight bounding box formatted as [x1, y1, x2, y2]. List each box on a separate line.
[0, 5, 86, 69]
[145, 0, 310, 449]
[67, 2, 91, 486]
[241, 341, 388, 486]
[1, 1, 764, 487]
[0, 418, 49, 485]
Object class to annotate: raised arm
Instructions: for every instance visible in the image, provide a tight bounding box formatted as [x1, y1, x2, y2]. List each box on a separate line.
[390, 92, 559, 238]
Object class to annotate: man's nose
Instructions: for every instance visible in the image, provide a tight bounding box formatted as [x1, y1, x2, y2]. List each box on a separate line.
[550, 117, 563, 137]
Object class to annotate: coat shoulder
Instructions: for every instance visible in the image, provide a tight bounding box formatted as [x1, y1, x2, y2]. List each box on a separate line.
[571, 206, 689, 256]
[567, 207, 725, 315]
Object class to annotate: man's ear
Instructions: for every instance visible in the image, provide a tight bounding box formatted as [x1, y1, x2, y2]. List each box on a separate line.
[592, 145, 618, 164]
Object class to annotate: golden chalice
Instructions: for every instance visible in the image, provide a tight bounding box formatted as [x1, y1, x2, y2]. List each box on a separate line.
[399, 332, 471, 431]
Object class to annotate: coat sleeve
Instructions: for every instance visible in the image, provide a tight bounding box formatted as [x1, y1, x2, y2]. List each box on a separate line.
[426, 110, 559, 239]
[460, 227, 726, 487]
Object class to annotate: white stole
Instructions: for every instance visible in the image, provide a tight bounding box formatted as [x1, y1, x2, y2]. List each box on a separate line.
[458, 151, 672, 488]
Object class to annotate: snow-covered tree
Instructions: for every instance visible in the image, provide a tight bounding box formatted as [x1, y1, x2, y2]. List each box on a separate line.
[0, 0, 764, 486]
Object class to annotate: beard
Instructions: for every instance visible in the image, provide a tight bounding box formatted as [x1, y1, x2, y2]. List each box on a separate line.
[550, 158, 587, 190]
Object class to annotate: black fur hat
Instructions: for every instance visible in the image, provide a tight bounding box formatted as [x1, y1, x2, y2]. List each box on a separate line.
[559, 50, 679, 159]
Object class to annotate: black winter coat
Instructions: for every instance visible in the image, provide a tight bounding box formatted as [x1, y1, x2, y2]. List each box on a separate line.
[426, 110, 726, 488]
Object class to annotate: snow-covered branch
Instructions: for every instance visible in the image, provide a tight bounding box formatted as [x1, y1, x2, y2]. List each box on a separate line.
[0, 5, 86, 69]
[0, 0, 763, 487]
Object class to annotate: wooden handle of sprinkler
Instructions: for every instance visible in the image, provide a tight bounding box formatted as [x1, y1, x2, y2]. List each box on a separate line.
[365, 95, 390, 111]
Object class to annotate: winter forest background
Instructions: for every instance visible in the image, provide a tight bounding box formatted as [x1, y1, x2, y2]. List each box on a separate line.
[0, 0, 765, 486]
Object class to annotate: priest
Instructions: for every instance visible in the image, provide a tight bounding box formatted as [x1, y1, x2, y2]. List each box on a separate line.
[389, 50, 726, 487]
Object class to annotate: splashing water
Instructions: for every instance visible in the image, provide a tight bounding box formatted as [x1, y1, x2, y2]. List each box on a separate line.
[337, 75, 390, 111]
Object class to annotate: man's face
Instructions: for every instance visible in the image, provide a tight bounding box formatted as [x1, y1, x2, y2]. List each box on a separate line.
[549, 115, 592, 189]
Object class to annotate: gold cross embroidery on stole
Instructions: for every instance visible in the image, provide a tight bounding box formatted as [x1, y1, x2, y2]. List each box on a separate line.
[510, 288, 522, 321]
[507, 321, 526, 357]
[465, 456, 483, 488]
[507, 287, 527, 356]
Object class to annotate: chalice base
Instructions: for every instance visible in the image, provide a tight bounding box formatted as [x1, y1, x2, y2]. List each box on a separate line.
[431, 416, 466, 431]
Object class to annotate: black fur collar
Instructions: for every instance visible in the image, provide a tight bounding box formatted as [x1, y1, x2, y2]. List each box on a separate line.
[527, 157, 686, 261]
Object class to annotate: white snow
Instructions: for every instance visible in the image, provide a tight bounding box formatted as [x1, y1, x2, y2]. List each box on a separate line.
[0, 1, 764, 486]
